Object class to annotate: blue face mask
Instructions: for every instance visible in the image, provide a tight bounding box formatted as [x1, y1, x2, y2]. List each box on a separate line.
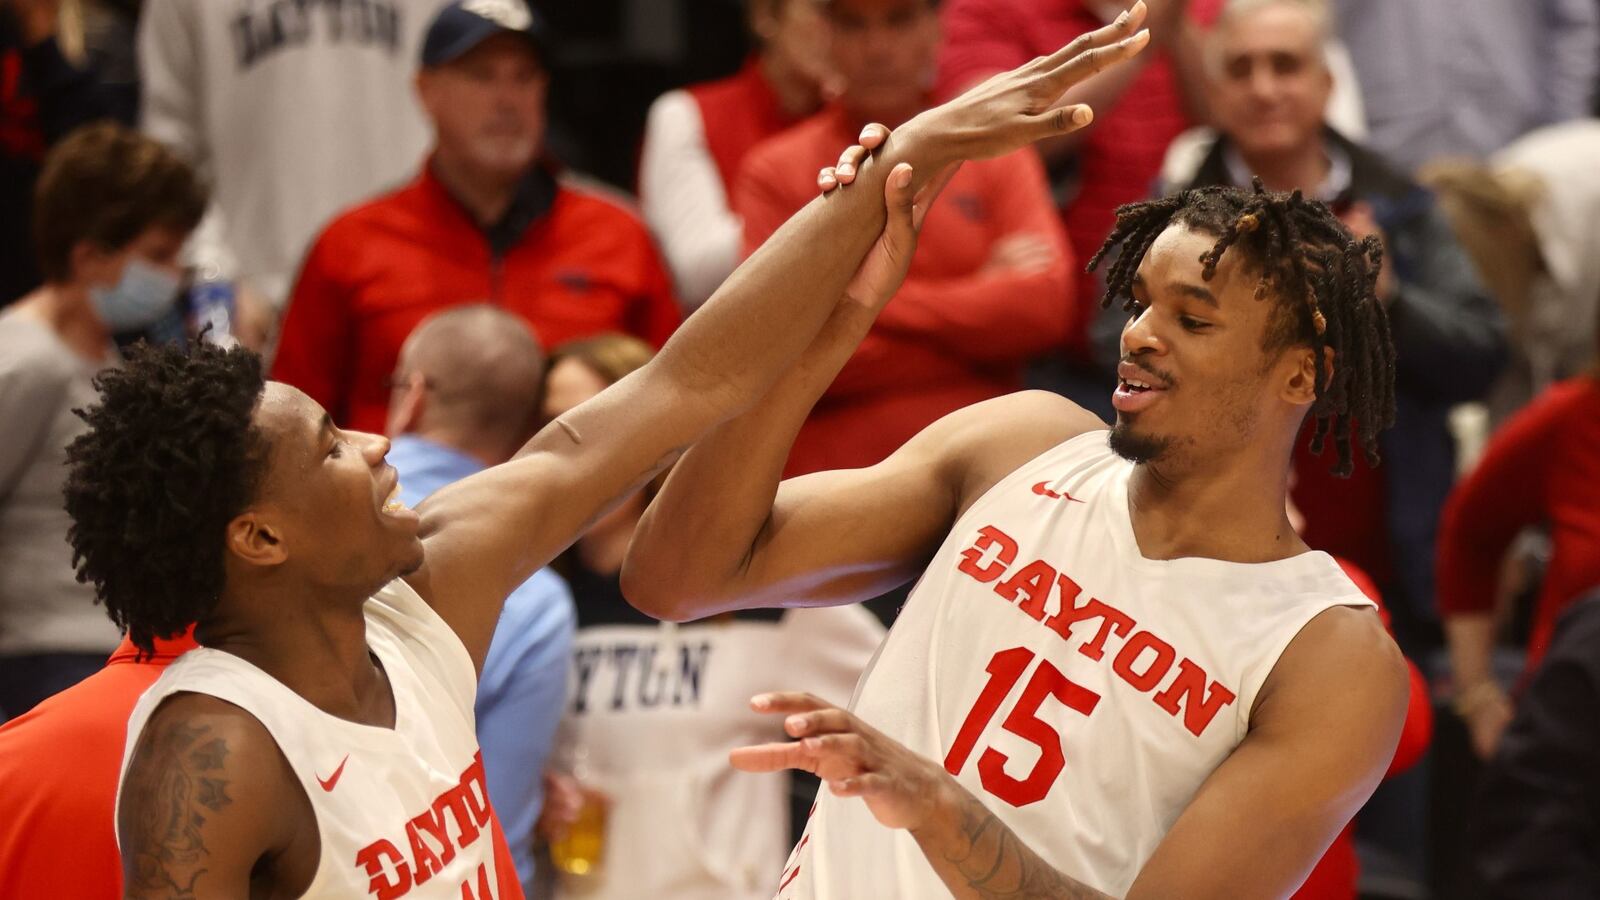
[89, 258, 182, 332]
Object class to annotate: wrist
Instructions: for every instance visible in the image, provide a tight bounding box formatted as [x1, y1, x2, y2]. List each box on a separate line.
[1453, 679, 1509, 718]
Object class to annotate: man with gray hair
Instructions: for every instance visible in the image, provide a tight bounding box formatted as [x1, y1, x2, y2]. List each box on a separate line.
[385, 304, 576, 893]
[1171, 0, 1505, 656]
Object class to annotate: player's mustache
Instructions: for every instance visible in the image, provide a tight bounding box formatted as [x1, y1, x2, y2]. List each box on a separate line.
[1119, 356, 1176, 389]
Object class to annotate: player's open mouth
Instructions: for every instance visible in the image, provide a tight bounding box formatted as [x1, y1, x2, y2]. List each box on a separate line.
[1112, 364, 1168, 413]
[381, 483, 407, 515]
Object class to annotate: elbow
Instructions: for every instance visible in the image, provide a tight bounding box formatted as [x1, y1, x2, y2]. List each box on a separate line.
[618, 553, 713, 623]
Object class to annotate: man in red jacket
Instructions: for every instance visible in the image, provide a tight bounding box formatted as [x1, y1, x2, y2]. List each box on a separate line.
[736, 0, 1076, 477]
[273, 1, 680, 433]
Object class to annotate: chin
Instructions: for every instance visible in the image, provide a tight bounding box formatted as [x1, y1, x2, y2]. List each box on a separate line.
[1108, 419, 1173, 465]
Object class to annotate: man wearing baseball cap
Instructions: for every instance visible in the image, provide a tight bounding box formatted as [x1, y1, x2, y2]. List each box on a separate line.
[273, 0, 682, 435]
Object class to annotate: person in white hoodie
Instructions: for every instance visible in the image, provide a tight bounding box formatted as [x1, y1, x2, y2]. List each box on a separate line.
[137, 0, 454, 319]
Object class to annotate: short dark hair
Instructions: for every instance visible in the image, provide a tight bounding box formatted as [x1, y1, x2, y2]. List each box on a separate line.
[32, 122, 207, 283]
[64, 341, 271, 656]
[1089, 182, 1397, 476]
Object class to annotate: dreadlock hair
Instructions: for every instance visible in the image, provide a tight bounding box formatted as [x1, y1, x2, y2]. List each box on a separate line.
[63, 340, 272, 656]
[1087, 180, 1396, 477]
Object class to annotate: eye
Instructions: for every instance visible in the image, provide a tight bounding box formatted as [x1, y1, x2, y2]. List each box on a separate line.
[1124, 296, 1148, 316]
[327, 440, 345, 460]
[1179, 316, 1211, 332]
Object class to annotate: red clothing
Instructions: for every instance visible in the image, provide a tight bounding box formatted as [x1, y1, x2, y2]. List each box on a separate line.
[936, 0, 1219, 350]
[0, 630, 525, 900]
[1437, 377, 1600, 670]
[736, 104, 1075, 476]
[1294, 561, 1433, 900]
[687, 58, 798, 193]
[273, 165, 680, 433]
[1292, 425, 1393, 592]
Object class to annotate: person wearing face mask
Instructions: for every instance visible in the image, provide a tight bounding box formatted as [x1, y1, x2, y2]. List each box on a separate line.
[0, 121, 204, 720]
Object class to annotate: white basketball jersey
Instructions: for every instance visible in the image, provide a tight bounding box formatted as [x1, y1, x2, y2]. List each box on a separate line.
[776, 431, 1376, 899]
[119, 579, 506, 898]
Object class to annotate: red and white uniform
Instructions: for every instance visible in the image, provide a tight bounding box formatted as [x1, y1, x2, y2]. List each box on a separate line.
[777, 431, 1375, 898]
[119, 580, 509, 899]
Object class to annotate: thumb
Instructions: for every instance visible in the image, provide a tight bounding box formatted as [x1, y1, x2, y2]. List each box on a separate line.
[882, 162, 918, 250]
[1028, 103, 1094, 142]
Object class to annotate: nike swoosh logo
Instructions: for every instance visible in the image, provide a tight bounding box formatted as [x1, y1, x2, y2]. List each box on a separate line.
[1032, 481, 1084, 503]
[316, 755, 349, 792]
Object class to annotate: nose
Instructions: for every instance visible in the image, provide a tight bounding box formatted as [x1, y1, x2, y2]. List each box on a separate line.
[1120, 305, 1166, 359]
[354, 431, 391, 466]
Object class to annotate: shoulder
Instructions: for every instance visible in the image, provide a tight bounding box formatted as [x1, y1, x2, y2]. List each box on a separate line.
[644, 88, 700, 138]
[310, 178, 422, 246]
[0, 316, 74, 387]
[1256, 604, 1408, 727]
[910, 390, 1107, 509]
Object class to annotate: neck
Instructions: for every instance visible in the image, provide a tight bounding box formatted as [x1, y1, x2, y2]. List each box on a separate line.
[1238, 141, 1330, 195]
[198, 574, 394, 726]
[17, 284, 112, 363]
[1126, 441, 1306, 564]
[414, 427, 507, 469]
[431, 150, 520, 227]
[577, 513, 639, 576]
[758, 51, 824, 119]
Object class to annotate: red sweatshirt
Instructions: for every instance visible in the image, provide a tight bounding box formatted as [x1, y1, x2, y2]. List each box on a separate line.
[736, 104, 1075, 476]
[936, 0, 1220, 351]
[1437, 377, 1600, 670]
[273, 164, 680, 433]
[0, 630, 525, 900]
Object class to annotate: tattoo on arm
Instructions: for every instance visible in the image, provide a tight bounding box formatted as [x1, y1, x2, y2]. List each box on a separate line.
[122, 722, 235, 899]
[933, 791, 1112, 900]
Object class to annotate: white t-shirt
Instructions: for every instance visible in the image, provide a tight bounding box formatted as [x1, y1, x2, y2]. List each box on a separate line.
[778, 431, 1376, 899]
[119, 579, 505, 898]
[552, 592, 884, 900]
[138, 0, 450, 306]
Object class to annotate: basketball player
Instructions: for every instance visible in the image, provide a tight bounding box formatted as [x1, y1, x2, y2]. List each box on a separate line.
[73, 11, 1153, 899]
[623, 159, 1412, 894]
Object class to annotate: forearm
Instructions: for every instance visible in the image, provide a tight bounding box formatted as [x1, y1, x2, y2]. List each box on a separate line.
[626, 300, 880, 618]
[1445, 613, 1499, 689]
[913, 778, 1113, 900]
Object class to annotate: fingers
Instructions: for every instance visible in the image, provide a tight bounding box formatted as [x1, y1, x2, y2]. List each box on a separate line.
[828, 772, 893, 799]
[751, 692, 831, 714]
[1037, 0, 1147, 73]
[785, 706, 857, 738]
[730, 741, 811, 773]
[1043, 27, 1150, 102]
[817, 124, 891, 194]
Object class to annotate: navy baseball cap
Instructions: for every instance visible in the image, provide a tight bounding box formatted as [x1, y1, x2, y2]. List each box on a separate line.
[420, 0, 547, 68]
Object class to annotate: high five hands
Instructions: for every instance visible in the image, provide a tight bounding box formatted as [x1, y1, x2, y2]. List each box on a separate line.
[811, 2, 1149, 314]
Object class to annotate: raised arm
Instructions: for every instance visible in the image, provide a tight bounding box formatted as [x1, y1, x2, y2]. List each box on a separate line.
[732, 606, 1408, 899]
[118, 694, 307, 899]
[407, 11, 1153, 668]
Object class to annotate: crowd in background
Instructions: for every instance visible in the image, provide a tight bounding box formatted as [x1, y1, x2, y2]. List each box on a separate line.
[1, 0, 1598, 898]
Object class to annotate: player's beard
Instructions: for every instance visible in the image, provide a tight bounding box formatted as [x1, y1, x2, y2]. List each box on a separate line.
[1108, 419, 1174, 464]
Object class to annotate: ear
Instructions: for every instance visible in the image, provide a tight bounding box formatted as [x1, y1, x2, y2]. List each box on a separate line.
[386, 370, 428, 438]
[1282, 344, 1333, 408]
[414, 70, 437, 116]
[225, 512, 289, 569]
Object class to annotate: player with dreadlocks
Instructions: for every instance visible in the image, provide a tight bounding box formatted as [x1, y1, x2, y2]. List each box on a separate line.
[624, 134, 1410, 897]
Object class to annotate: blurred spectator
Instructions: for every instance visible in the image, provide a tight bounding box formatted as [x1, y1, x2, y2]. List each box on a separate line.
[1469, 592, 1600, 898]
[0, 121, 203, 718]
[736, 0, 1073, 477]
[1331, 0, 1600, 174]
[1423, 120, 1600, 420]
[536, 334, 883, 900]
[639, 0, 834, 309]
[138, 0, 452, 313]
[1436, 361, 1600, 759]
[936, 0, 1217, 362]
[1, 0, 131, 307]
[273, 0, 679, 434]
[385, 304, 576, 894]
[1166, 0, 1507, 651]
[0, 629, 196, 899]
